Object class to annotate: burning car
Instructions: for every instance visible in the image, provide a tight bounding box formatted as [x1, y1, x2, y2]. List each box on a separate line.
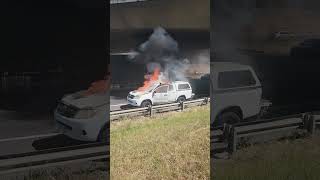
[54, 77, 109, 142]
[127, 67, 194, 107]
[127, 81, 194, 107]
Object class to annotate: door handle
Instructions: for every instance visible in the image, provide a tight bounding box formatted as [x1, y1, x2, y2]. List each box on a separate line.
[164, 94, 168, 96]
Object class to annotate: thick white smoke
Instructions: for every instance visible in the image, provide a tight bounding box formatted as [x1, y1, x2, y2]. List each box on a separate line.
[128, 27, 190, 82]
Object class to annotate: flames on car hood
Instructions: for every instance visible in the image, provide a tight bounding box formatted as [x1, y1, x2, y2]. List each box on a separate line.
[129, 90, 149, 96]
[61, 75, 110, 109]
[61, 90, 109, 109]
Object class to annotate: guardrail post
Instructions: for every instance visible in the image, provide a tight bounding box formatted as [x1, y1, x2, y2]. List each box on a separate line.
[148, 106, 153, 117]
[180, 101, 185, 111]
[308, 114, 315, 135]
[203, 98, 208, 105]
[227, 126, 237, 154]
[222, 123, 231, 141]
[303, 114, 315, 135]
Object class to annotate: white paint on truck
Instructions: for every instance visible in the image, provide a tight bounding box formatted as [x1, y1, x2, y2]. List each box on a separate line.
[127, 81, 194, 107]
[54, 91, 109, 142]
[210, 62, 271, 126]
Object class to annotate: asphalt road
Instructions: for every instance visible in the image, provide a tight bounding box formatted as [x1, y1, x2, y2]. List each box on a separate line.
[110, 89, 135, 111]
[0, 110, 56, 139]
[0, 110, 90, 156]
[0, 110, 59, 156]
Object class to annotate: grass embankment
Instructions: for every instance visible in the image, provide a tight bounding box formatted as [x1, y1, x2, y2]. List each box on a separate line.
[2, 161, 109, 180]
[213, 135, 320, 180]
[111, 106, 210, 180]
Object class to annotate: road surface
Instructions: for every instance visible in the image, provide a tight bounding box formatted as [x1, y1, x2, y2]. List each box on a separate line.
[0, 110, 88, 156]
[110, 90, 131, 111]
[0, 110, 55, 156]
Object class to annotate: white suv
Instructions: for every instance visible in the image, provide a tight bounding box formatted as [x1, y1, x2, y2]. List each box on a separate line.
[211, 62, 271, 126]
[127, 81, 194, 107]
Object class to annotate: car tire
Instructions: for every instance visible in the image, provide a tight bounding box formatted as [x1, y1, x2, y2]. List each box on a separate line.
[177, 96, 186, 103]
[141, 100, 152, 108]
[216, 111, 241, 126]
[98, 123, 109, 143]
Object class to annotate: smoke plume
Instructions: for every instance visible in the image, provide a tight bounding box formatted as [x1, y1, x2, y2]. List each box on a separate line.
[128, 27, 190, 82]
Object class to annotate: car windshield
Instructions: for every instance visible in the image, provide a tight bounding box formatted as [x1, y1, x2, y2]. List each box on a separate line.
[145, 83, 159, 93]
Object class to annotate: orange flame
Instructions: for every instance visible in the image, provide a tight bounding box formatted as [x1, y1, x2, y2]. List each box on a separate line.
[137, 68, 160, 92]
[84, 80, 107, 96]
[83, 75, 110, 96]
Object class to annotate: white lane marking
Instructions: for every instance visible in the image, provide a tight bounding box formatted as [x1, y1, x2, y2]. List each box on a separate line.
[0, 133, 62, 143]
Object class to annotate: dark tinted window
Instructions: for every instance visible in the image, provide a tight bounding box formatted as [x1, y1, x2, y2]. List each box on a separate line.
[155, 85, 168, 93]
[178, 84, 191, 90]
[218, 70, 256, 88]
[301, 39, 320, 46]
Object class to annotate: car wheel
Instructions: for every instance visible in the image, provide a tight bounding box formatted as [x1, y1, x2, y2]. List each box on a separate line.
[177, 96, 186, 103]
[141, 100, 152, 108]
[216, 111, 241, 126]
[98, 123, 109, 143]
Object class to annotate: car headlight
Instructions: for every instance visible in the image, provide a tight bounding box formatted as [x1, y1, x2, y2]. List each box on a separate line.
[134, 95, 141, 99]
[74, 108, 96, 119]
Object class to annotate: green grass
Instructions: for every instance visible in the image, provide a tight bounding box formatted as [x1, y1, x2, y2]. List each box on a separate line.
[213, 135, 320, 180]
[110, 106, 210, 180]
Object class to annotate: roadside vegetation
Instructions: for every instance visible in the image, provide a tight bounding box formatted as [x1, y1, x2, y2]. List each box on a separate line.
[110, 106, 210, 180]
[213, 134, 320, 180]
[2, 161, 109, 180]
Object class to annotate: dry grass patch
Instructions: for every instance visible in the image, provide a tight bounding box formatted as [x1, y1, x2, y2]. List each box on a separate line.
[1, 161, 109, 180]
[213, 135, 320, 180]
[111, 106, 210, 180]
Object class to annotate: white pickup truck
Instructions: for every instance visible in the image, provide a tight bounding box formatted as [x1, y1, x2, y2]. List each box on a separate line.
[127, 81, 194, 107]
[54, 91, 109, 142]
[211, 62, 271, 126]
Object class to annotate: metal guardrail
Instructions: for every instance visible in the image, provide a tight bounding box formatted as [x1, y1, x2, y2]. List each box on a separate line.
[110, 98, 210, 120]
[0, 143, 109, 175]
[210, 112, 320, 154]
[0, 98, 208, 174]
[211, 112, 320, 155]
[110, 0, 148, 4]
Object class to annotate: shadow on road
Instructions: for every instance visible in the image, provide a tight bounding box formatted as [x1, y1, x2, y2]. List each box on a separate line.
[32, 134, 89, 150]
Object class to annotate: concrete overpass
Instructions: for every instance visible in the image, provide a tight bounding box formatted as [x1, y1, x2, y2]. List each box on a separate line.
[110, 0, 209, 30]
[213, 0, 320, 56]
[110, 0, 210, 52]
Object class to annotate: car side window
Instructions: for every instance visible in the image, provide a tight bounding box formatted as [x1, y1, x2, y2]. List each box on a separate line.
[178, 84, 191, 90]
[155, 85, 168, 93]
[218, 70, 256, 89]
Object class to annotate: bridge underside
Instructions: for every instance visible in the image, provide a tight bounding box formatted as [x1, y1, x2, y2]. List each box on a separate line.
[110, 0, 209, 31]
[110, 29, 210, 53]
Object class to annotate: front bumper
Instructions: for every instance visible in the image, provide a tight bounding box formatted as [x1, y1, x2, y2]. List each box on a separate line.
[54, 110, 98, 142]
[127, 97, 141, 107]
